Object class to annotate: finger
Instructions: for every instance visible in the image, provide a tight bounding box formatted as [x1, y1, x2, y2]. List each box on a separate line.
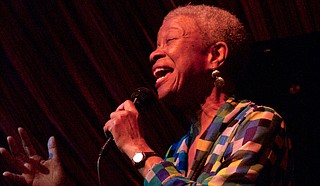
[0, 147, 28, 175]
[115, 101, 126, 111]
[122, 100, 137, 112]
[18, 127, 37, 157]
[47, 136, 58, 160]
[103, 119, 115, 134]
[25, 158, 50, 174]
[115, 100, 136, 111]
[110, 104, 137, 120]
[7, 136, 26, 161]
[0, 147, 16, 167]
[3, 171, 27, 184]
[110, 110, 126, 119]
[23, 162, 32, 171]
[109, 111, 118, 119]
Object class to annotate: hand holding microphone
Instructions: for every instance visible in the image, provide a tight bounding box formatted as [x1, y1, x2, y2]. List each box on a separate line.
[102, 87, 156, 155]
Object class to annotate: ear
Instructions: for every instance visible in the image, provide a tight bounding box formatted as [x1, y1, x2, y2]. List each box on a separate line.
[207, 42, 228, 69]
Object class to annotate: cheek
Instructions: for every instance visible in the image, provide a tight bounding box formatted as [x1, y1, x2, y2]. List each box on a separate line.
[170, 41, 207, 73]
[180, 53, 207, 74]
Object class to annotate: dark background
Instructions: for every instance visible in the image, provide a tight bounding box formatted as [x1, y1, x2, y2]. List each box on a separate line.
[1, 0, 319, 185]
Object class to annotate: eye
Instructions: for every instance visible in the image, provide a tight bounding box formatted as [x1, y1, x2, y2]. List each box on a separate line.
[166, 38, 177, 44]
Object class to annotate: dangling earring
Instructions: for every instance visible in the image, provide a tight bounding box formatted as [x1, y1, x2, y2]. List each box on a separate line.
[211, 69, 225, 88]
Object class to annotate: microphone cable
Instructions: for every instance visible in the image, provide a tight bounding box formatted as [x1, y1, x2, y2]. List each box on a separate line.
[97, 134, 113, 186]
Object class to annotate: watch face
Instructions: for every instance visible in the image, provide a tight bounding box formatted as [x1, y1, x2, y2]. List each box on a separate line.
[133, 152, 143, 163]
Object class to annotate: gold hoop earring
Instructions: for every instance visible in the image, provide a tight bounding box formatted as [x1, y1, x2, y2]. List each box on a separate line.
[211, 69, 225, 88]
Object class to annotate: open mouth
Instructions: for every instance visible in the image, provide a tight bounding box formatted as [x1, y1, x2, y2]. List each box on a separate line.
[153, 67, 173, 83]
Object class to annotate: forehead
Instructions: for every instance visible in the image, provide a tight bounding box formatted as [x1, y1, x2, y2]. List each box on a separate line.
[158, 15, 198, 37]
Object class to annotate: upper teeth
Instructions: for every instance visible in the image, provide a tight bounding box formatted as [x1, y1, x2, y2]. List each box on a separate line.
[153, 68, 166, 78]
[153, 68, 165, 76]
[153, 67, 173, 80]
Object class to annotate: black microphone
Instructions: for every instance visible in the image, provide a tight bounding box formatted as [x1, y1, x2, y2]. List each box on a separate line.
[130, 87, 156, 112]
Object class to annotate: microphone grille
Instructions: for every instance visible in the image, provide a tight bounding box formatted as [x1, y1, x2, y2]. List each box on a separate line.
[130, 87, 156, 111]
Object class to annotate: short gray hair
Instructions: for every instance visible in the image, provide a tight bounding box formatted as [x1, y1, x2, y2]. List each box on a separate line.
[164, 4, 247, 53]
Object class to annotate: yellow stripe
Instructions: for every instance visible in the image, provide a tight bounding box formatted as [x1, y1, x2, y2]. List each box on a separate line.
[250, 111, 273, 121]
[211, 161, 221, 172]
[196, 139, 213, 152]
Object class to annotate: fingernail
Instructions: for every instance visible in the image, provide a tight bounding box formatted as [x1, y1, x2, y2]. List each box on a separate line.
[3, 171, 9, 176]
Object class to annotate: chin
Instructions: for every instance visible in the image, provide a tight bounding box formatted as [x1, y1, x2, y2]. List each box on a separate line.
[157, 89, 176, 105]
[157, 91, 171, 102]
[156, 85, 170, 97]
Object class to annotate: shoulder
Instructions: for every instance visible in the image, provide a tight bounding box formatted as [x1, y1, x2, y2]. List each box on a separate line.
[232, 98, 283, 120]
[229, 98, 285, 131]
[232, 101, 287, 143]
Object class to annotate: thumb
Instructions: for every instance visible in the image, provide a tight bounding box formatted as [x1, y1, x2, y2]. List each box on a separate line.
[47, 136, 58, 159]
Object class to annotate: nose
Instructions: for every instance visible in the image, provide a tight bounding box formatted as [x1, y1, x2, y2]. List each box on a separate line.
[149, 48, 166, 65]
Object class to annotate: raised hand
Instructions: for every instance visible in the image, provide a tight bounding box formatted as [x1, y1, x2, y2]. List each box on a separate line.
[0, 127, 69, 186]
[103, 100, 152, 158]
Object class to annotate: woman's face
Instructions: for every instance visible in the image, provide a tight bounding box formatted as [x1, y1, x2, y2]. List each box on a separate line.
[149, 16, 212, 107]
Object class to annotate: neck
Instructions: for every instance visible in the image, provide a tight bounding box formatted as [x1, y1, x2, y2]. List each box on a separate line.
[171, 88, 228, 133]
[197, 88, 227, 134]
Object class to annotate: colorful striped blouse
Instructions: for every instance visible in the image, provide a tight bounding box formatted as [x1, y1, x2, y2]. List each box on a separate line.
[144, 98, 293, 185]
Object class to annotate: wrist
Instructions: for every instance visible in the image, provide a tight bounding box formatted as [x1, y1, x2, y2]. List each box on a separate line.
[122, 139, 152, 159]
[132, 151, 161, 169]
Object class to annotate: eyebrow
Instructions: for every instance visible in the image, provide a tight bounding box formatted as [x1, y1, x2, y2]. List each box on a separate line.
[157, 25, 191, 44]
[166, 26, 189, 37]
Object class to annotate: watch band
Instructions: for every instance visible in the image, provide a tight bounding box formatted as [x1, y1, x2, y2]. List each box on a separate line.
[132, 152, 160, 169]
